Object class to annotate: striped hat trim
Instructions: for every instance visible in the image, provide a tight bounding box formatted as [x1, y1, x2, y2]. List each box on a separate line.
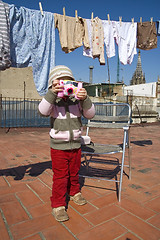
[48, 65, 75, 88]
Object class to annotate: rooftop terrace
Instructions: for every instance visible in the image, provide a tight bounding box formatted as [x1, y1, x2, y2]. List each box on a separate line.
[0, 123, 160, 240]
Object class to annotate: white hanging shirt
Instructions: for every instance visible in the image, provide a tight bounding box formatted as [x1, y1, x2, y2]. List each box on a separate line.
[112, 21, 137, 65]
[102, 20, 115, 58]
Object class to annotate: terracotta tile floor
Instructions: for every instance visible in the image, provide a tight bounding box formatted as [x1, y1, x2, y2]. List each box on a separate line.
[0, 123, 160, 240]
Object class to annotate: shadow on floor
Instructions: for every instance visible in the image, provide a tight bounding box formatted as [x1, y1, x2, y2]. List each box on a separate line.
[0, 156, 130, 202]
[131, 139, 152, 146]
[0, 154, 131, 203]
[0, 158, 122, 182]
[0, 161, 52, 180]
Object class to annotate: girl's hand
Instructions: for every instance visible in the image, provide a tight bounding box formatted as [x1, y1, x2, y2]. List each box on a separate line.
[51, 80, 64, 94]
[77, 88, 87, 100]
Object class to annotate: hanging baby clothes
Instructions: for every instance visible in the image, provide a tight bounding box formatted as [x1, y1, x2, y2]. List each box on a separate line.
[0, 0, 11, 70]
[92, 17, 105, 65]
[9, 5, 55, 96]
[112, 21, 137, 65]
[54, 13, 90, 53]
[102, 20, 115, 58]
[83, 17, 105, 65]
[137, 21, 157, 50]
[83, 19, 93, 58]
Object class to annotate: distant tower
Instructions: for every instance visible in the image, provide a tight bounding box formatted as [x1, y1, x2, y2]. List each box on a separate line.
[89, 66, 94, 84]
[130, 50, 145, 85]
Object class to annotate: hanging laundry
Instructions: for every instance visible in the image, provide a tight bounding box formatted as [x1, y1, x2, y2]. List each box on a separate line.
[83, 19, 93, 58]
[9, 5, 55, 96]
[0, 0, 11, 70]
[83, 17, 105, 65]
[54, 13, 90, 53]
[102, 20, 115, 58]
[92, 17, 105, 65]
[112, 21, 137, 65]
[137, 21, 157, 50]
[156, 21, 160, 36]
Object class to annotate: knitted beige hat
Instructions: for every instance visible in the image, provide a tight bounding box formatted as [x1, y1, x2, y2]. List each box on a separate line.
[48, 65, 75, 88]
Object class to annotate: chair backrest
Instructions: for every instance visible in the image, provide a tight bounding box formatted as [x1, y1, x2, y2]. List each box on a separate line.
[86, 103, 131, 134]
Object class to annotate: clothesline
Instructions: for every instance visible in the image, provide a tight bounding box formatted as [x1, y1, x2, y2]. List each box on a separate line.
[39, 2, 155, 25]
[38, 2, 158, 67]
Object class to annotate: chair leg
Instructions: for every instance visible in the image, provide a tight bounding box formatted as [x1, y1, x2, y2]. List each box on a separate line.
[118, 129, 127, 202]
[127, 128, 132, 180]
[128, 146, 132, 180]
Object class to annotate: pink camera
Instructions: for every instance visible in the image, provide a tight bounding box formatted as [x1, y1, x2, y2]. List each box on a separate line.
[58, 80, 82, 99]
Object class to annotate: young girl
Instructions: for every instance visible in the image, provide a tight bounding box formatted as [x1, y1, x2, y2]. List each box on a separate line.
[38, 65, 95, 222]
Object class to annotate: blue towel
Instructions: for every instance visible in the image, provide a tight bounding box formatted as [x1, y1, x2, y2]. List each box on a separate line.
[157, 21, 160, 36]
[9, 5, 55, 96]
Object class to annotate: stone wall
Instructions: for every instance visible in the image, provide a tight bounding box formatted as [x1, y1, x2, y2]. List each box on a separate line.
[0, 67, 41, 99]
[131, 96, 158, 123]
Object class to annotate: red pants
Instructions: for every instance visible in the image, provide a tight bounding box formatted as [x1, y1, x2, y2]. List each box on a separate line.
[50, 148, 81, 208]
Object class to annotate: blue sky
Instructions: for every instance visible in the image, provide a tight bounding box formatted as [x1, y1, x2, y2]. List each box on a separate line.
[5, 0, 160, 85]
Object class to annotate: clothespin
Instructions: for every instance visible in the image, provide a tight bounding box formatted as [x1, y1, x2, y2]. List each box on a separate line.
[132, 18, 134, 27]
[75, 10, 78, 18]
[107, 14, 110, 24]
[39, 2, 44, 16]
[150, 17, 153, 25]
[91, 12, 94, 21]
[75, 10, 78, 22]
[63, 7, 66, 16]
[140, 17, 142, 25]
[119, 16, 122, 26]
